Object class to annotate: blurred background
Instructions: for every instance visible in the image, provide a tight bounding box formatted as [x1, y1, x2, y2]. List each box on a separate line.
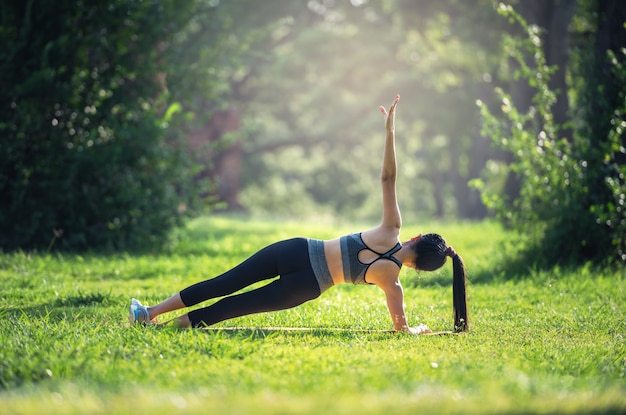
[1, 0, 624, 264]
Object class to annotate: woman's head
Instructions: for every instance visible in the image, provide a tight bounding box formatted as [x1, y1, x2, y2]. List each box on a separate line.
[412, 233, 447, 271]
[411, 233, 469, 332]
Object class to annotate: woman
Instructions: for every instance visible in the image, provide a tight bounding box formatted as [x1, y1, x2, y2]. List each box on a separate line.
[129, 95, 468, 333]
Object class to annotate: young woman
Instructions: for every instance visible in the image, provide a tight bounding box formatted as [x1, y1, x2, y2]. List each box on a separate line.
[129, 95, 468, 334]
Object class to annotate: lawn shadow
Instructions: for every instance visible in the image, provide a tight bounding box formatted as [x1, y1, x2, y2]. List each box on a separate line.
[1, 291, 118, 321]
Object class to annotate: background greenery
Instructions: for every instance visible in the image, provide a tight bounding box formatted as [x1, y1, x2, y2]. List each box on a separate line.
[473, 4, 626, 266]
[1, 216, 624, 415]
[1, 1, 199, 251]
[1, 0, 624, 266]
[2, 2, 625, 413]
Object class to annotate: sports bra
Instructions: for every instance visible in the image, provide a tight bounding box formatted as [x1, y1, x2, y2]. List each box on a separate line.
[339, 233, 403, 285]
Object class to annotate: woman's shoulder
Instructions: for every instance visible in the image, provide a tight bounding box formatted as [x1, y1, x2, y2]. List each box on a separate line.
[360, 225, 401, 252]
[361, 224, 401, 240]
[366, 261, 402, 287]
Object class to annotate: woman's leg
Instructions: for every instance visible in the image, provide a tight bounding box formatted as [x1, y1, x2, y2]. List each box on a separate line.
[179, 238, 305, 307]
[147, 293, 185, 321]
[147, 238, 316, 327]
[186, 265, 321, 327]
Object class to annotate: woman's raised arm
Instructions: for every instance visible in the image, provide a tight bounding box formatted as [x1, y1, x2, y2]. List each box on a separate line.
[378, 94, 402, 230]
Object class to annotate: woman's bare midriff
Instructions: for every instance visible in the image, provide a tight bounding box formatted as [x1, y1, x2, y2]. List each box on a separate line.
[323, 238, 345, 285]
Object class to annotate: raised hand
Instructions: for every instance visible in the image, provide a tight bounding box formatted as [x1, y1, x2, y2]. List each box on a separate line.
[379, 94, 400, 133]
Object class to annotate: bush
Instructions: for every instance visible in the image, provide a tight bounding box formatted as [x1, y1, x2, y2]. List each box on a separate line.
[472, 5, 625, 265]
[0, 1, 199, 251]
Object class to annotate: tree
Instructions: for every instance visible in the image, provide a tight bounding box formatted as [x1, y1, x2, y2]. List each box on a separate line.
[574, 0, 626, 262]
[228, 0, 504, 221]
[474, 1, 626, 265]
[0, 0, 199, 251]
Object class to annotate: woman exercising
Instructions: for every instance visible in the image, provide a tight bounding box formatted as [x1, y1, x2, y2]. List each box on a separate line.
[129, 95, 468, 333]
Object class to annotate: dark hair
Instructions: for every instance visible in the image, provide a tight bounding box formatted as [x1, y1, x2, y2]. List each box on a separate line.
[412, 233, 469, 332]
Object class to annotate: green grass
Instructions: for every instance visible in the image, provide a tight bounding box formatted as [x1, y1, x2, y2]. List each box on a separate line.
[1, 215, 625, 414]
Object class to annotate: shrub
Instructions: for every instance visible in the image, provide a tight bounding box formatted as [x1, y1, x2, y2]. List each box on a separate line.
[0, 1, 199, 251]
[472, 4, 625, 265]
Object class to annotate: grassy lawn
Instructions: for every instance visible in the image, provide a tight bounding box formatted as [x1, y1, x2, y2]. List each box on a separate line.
[1, 216, 624, 414]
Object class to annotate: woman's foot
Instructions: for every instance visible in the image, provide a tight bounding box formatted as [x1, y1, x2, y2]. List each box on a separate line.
[129, 298, 152, 325]
[171, 314, 192, 329]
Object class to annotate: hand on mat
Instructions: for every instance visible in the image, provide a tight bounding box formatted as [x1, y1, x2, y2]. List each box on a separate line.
[409, 324, 432, 335]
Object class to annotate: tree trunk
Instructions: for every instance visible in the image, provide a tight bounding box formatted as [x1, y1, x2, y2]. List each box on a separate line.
[545, 0, 577, 140]
[187, 108, 243, 210]
[502, 0, 576, 204]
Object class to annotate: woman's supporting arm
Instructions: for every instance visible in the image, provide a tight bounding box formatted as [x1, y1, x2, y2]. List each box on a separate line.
[381, 277, 410, 331]
[376, 274, 432, 334]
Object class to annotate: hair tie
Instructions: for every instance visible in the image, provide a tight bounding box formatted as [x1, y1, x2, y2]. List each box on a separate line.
[445, 246, 457, 258]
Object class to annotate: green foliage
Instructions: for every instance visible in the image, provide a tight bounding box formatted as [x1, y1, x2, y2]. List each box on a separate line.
[578, 42, 626, 263]
[233, 1, 501, 222]
[472, 4, 626, 265]
[0, 216, 624, 414]
[590, 94, 626, 263]
[0, 1, 201, 251]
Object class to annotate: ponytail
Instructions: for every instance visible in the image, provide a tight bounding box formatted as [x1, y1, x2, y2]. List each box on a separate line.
[451, 253, 468, 332]
[414, 236, 468, 332]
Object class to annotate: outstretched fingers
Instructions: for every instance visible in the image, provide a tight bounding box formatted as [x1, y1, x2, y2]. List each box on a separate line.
[380, 94, 400, 117]
[390, 94, 400, 109]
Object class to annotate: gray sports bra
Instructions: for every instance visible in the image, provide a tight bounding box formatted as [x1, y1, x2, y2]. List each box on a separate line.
[339, 233, 403, 285]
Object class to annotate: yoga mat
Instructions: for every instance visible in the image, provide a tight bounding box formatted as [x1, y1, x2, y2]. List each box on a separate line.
[202, 327, 458, 335]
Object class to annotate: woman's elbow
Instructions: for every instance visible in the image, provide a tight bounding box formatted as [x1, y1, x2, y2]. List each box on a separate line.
[381, 172, 396, 183]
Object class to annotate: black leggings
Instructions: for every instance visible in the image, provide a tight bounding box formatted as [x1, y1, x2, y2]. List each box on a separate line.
[180, 238, 322, 327]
